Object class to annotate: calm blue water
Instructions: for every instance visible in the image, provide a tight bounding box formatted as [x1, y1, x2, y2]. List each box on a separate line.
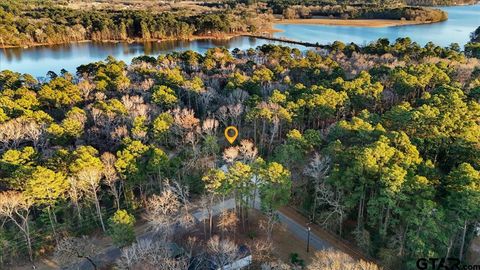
[0, 37, 303, 78]
[1, 4, 479, 77]
[274, 5, 480, 46]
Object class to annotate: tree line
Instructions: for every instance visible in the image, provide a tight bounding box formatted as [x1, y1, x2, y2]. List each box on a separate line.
[0, 37, 479, 269]
[0, 0, 462, 48]
[466, 26, 480, 59]
[0, 0, 273, 47]
[261, 0, 474, 9]
[262, 0, 449, 21]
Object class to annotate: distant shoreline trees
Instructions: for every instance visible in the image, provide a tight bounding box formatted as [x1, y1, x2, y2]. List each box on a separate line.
[0, 0, 459, 48]
[0, 1, 274, 47]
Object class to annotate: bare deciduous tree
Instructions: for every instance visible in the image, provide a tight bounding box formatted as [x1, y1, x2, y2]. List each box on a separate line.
[172, 108, 200, 131]
[308, 249, 381, 270]
[145, 189, 180, 236]
[0, 118, 41, 150]
[304, 154, 345, 234]
[202, 118, 219, 136]
[111, 125, 129, 144]
[73, 158, 106, 232]
[117, 239, 190, 270]
[222, 140, 258, 165]
[24, 121, 45, 151]
[216, 103, 245, 129]
[250, 240, 274, 265]
[78, 79, 96, 100]
[101, 152, 121, 210]
[67, 176, 84, 220]
[223, 146, 239, 164]
[198, 88, 217, 113]
[207, 236, 240, 270]
[122, 95, 149, 119]
[144, 181, 194, 238]
[238, 139, 258, 163]
[217, 210, 238, 238]
[139, 78, 155, 92]
[259, 212, 279, 242]
[171, 108, 201, 152]
[0, 192, 34, 263]
[199, 193, 216, 238]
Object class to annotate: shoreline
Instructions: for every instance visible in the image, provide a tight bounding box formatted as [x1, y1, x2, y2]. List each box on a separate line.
[0, 17, 430, 49]
[0, 31, 276, 49]
[275, 18, 439, 28]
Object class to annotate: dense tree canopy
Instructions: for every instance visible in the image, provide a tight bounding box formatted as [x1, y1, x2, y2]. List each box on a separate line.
[0, 38, 479, 269]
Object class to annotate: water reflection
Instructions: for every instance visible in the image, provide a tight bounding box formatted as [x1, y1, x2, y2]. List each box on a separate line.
[0, 37, 305, 77]
[273, 5, 480, 47]
[1, 4, 479, 77]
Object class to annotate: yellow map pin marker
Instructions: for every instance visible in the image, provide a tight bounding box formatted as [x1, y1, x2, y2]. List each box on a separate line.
[224, 126, 239, 144]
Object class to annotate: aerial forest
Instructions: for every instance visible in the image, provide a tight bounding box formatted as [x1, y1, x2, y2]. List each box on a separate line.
[0, 34, 479, 269]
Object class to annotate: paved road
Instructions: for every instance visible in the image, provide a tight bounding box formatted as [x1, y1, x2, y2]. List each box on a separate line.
[67, 190, 332, 269]
[192, 165, 333, 253]
[190, 186, 332, 252]
[277, 211, 332, 251]
[192, 198, 236, 221]
[191, 197, 332, 251]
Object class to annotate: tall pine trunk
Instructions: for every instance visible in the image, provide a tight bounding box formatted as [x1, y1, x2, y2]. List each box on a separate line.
[459, 219, 468, 261]
[46, 206, 58, 243]
[93, 191, 106, 232]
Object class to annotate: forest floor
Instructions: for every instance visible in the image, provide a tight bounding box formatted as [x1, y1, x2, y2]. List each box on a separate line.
[275, 18, 436, 28]
[279, 207, 375, 263]
[187, 208, 322, 267]
[10, 210, 318, 269]
[9, 196, 371, 269]
[467, 236, 480, 264]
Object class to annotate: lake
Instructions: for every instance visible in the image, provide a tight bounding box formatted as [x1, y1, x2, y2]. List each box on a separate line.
[1, 4, 479, 77]
[274, 4, 480, 46]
